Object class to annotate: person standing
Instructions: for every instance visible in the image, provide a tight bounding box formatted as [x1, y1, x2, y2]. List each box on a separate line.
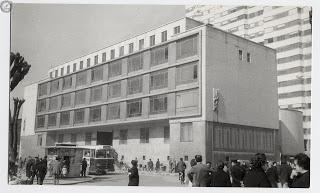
[243, 153, 271, 187]
[186, 159, 197, 187]
[128, 160, 139, 186]
[81, 158, 88, 177]
[30, 157, 39, 184]
[212, 161, 232, 187]
[37, 157, 48, 185]
[187, 155, 210, 187]
[148, 159, 154, 172]
[52, 156, 61, 185]
[177, 158, 187, 184]
[155, 159, 160, 172]
[278, 157, 293, 188]
[266, 161, 279, 188]
[230, 160, 245, 187]
[290, 153, 310, 188]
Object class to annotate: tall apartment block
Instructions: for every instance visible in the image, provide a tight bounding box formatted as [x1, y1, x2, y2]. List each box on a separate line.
[186, 5, 312, 153]
[20, 17, 279, 165]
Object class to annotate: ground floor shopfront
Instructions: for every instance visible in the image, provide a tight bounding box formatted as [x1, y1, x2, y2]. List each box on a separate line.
[20, 117, 278, 167]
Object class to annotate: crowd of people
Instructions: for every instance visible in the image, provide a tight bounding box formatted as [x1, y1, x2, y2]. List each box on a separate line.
[128, 152, 310, 188]
[18, 156, 88, 185]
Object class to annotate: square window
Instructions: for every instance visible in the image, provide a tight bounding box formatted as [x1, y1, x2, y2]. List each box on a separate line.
[239, 50, 243, 60]
[161, 31, 167, 42]
[174, 26, 180, 34]
[180, 122, 193, 142]
[150, 35, 155, 46]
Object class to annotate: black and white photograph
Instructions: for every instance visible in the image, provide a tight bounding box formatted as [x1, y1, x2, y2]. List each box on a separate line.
[1, 0, 319, 192]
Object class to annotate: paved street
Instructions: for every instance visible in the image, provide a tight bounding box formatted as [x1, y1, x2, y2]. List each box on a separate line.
[79, 174, 187, 186]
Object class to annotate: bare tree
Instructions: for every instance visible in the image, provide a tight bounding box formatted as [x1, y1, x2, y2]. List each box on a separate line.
[9, 52, 31, 176]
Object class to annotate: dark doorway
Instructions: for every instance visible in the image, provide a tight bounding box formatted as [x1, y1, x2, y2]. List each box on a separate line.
[97, 132, 113, 145]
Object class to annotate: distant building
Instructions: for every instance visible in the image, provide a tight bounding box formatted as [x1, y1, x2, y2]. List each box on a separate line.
[186, 5, 311, 153]
[20, 17, 279, 164]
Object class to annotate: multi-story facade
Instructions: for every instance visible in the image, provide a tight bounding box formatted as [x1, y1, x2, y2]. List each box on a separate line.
[20, 17, 279, 165]
[186, 5, 312, 153]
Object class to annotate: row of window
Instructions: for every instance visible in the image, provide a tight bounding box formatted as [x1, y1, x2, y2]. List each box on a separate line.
[50, 26, 183, 79]
[37, 88, 199, 128]
[265, 29, 311, 45]
[238, 50, 252, 63]
[37, 62, 198, 113]
[119, 127, 170, 144]
[41, 35, 199, 97]
[37, 95, 168, 128]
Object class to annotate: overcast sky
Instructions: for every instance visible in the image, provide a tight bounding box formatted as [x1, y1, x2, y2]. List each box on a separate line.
[10, 4, 185, 115]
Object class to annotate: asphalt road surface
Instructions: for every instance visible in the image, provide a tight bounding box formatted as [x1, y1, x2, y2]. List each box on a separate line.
[79, 174, 188, 186]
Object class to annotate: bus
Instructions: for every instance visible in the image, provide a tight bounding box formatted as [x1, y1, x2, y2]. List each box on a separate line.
[82, 145, 117, 175]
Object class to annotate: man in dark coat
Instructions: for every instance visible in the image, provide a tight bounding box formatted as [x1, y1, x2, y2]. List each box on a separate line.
[177, 158, 187, 183]
[278, 158, 292, 187]
[81, 158, 88, 177]
[25, 156, 34, 180]
[155, 159, 160, 172]
[37, 157, 48, 185]
[187, 155, 210, 187]
[243, 153, 271, 187]
[266, 161, 279, 187]
[30, 157, 39, 184]
[212, 161, 232, 187]
[290, 153, 310, 188]
[128, 160, 139, 186]
[230, 160, 245, 187]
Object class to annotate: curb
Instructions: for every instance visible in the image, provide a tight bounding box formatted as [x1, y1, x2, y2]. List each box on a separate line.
[59, 177, 93, 185]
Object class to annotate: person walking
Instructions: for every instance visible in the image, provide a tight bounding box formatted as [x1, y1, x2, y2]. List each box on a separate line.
[155, 159, 160, 172]
[212, 161, 232, 187]
[177, 158, 187, 184]
[128, 160, 139, 186]
[37, 157, 48, 185]
[266, 161, 279, 188]
[52, 156, 61, 185]
[187, 155, 210, 187]
[230, 160, 245, 187]
[290, 153, 310, 188]
[30, 157, 39, 184]
[186, 159, 197, 186]
[243, 153, 271, 187]
[25, 156, 34, 184]
[278, 157, 293, 188]
[81, 158, 88, 177]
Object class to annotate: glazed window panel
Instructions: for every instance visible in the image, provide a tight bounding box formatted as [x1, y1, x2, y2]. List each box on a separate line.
[127, 76, 143, 95]
[36, 115, 45, 128]
[176, 89, 199, 112]
[89, 106, 101, 122]
[60, 111, 70, 126]
[150, 69, 168, 90]
[61, 93, 72, 108]
[176, 35, 198, 59]
[94, 55, 98, 65]
[180, 122, 193, 142]
[108, 60, 122, 78]
[176, 62, 198, 85]
[76, 71, 87, 87]
[150, 45, 168, 66]
[119, 46, 124, 57]
[37, 99, 47, 112]
[128, 53, 143, 73]
[164, 126, 170, 143]
[49, 96, 59, 110]
[48, 113, 57, 127]
[58, 134, 64, 143]
[107, 103, 120, 120]
[119, 129, 128, 144]
[127, 99, 142, 118]
[108, 81, 121, 99]
[50, 79, 60, 94]
[74, 108, 85, 124]
[85, 132, 92, 145]
[75, 89, 86, 106]
[91, 65, 103, 82]
[38, 83, 48, 97]
[62, 75, 72, 90]
[150, 94, 167, 114]
[102, 52, 106, 62]
[90, 86, 102, 102]
[140, 128, 149, 143]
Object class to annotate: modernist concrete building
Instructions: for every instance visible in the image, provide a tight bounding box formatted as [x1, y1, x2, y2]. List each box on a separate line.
[186, 5, 312, 153]
[20, 17, 279, 165]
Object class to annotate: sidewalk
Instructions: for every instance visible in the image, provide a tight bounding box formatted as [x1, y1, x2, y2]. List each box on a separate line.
[42, 176, 93, 185]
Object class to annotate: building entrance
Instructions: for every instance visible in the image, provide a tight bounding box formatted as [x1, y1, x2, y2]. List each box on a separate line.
[97, 132, 113, 145]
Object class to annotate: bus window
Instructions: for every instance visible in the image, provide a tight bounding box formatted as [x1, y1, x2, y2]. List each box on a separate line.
[96, 149, 106, 158]
[83, 149, 91, 157]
